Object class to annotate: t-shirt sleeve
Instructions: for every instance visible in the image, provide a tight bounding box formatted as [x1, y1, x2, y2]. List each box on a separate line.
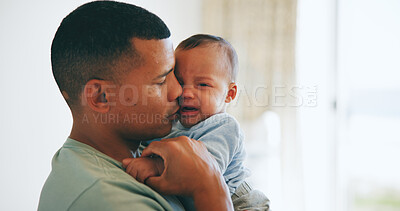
[68, 179, 172, 211]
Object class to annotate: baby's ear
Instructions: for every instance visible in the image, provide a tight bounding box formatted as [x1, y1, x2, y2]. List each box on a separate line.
[225, 83, 237, 103]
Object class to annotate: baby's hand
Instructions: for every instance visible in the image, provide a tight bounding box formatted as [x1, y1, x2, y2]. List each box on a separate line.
[122, 157, 164, 184]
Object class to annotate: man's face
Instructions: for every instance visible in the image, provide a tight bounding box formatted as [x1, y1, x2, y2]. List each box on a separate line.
[174, 45, 231, 128]
[112, 38, 182, 141]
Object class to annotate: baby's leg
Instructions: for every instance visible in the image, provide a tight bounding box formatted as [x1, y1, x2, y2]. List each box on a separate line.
[231, 181, 270, 211]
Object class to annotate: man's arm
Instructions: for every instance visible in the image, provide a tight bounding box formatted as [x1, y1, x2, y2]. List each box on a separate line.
[124, 136, 233, 211]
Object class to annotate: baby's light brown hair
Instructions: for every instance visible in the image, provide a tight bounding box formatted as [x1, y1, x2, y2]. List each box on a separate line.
[176, 34, 239, 83]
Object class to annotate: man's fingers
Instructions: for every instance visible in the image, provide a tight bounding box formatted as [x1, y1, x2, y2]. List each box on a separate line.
[141, 141, 167, 158]
[142, 136, 191, 158]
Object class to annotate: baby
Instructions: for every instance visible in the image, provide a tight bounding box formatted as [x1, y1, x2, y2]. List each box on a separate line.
[124, 34, 269, 210]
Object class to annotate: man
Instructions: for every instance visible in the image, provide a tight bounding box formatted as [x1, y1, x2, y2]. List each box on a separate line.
[38, 1, 232, 210]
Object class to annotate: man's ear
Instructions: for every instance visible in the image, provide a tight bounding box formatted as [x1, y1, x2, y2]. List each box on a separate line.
[225, 83, 237, 103]
[83, 79, 112, 113]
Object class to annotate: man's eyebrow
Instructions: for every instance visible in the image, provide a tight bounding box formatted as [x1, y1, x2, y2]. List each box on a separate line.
[155, 68, 174, 79]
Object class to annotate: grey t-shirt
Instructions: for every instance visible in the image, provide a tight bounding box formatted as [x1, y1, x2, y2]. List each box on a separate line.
[39, 138, 184, 211]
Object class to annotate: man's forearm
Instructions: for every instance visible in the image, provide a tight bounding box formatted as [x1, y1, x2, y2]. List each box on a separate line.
[192, 173, 233, 211]
[140, 137, 234, 210]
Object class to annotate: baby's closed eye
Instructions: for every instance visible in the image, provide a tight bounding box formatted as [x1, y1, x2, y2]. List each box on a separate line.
[198, 83, 212, 88]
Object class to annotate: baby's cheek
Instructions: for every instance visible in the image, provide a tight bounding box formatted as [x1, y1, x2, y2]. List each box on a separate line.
[202, 90, 217, 107]
[213, 93, 227, 109]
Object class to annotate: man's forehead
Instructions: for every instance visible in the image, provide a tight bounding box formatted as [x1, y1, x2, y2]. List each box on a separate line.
[130, 38, 175, 75]
[131, 38, 174, 56]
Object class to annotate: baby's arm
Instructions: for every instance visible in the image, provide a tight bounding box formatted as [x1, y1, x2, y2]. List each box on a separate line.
[196, 114, 248, 195]
[123, 157, 164, 183]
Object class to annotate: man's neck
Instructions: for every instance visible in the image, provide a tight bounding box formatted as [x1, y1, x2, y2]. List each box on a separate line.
[69, 121, 139, 162]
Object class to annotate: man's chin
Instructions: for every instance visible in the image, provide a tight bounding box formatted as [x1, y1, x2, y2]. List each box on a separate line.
[145, 122, 173, 140]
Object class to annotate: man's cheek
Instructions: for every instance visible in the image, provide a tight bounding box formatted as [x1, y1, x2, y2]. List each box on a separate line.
[142, 85, 161, 106]
[119, 85, 139, 106]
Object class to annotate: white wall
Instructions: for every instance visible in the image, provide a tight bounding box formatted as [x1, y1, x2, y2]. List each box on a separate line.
[0, 1, 201, 210]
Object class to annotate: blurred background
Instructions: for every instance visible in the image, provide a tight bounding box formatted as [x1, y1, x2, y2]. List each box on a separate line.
[1, 0, 399, 210]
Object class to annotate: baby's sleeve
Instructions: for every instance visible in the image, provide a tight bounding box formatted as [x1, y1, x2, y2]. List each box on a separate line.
[197, 115, 249, 194]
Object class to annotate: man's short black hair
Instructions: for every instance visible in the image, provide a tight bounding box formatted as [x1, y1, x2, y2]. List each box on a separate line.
[51, 0, 170, 107]
[176, 34, 238, 82]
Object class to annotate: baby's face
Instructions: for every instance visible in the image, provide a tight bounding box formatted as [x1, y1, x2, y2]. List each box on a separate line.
[175, 46, 231, 128]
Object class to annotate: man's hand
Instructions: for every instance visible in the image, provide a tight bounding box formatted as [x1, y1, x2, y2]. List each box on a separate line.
[123, 157, 164, 183]
[129, 136, 233, 211]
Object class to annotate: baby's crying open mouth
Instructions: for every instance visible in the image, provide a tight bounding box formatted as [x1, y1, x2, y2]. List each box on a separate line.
[181, 107, 199, 112]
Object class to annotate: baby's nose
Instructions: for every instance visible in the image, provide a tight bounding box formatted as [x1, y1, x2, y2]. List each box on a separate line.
[181, 85, 195, 99]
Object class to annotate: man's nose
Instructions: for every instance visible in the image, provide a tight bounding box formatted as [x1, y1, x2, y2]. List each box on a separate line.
[167, 74, 182, 102]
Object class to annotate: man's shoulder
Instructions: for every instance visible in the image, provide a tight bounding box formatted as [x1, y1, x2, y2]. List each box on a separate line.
[64, 177, 172, 211]
[48, 139, 125, 181]
[38, 139, 173, 210]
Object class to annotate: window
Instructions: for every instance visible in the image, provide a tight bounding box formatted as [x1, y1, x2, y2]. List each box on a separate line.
[337, 0, 400, 210]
